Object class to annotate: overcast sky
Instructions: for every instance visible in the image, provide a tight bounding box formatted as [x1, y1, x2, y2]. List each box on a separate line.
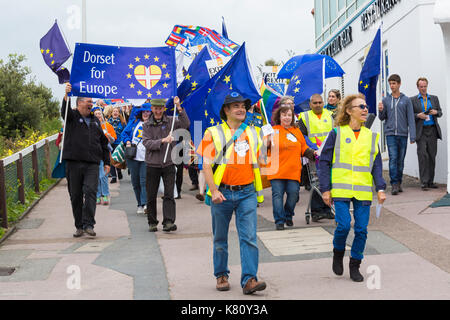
[1, 0, 315, 101]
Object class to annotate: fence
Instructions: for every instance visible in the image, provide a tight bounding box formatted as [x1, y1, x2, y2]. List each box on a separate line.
[0, 133, 59, 229]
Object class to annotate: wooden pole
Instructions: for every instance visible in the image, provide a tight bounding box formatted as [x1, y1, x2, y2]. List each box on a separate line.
[17, 153, 25, 204]
[0, 160, 8, 229]
[32, 145, 40, 194]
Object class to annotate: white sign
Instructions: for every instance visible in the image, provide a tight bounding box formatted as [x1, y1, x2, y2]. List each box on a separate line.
[205, 56, 231, 78]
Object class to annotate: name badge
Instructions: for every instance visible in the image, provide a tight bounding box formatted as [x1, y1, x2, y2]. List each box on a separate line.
[286, 133, 297, 142]
[234, 140, 249, 157]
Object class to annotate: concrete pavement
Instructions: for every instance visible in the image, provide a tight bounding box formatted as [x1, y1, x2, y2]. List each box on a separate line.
[0, 171, 449, 300]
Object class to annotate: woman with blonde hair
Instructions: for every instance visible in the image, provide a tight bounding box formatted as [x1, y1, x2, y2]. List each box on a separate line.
[318, 94, 386, 282]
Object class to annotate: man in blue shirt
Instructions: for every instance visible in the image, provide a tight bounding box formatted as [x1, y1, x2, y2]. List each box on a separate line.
[410, 78, 443, 190]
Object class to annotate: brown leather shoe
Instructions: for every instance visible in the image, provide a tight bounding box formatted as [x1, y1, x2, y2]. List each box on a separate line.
[216, 276, 230, 291]
[242, 277, 266, 295]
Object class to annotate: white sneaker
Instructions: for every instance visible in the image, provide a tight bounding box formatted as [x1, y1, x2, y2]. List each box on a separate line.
[137, 206, 144, 214]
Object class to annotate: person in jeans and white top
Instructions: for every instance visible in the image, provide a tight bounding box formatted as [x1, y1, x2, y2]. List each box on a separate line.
[120, 104, 151, 214]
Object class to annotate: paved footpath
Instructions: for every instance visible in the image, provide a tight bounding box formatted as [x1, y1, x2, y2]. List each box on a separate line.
[0, 171, 449, 300]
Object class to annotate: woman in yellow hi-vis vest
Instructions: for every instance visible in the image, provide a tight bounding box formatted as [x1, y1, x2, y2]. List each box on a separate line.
[318, 94, 387, 282]
[197, 92, 266, 295]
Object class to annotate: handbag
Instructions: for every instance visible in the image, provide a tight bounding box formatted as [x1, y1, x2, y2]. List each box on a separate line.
[125, 143, 138, 159]
[112, 142, 126, 163]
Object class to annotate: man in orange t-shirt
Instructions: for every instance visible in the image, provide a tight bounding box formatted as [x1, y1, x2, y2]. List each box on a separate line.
[197, 92, 266, 295]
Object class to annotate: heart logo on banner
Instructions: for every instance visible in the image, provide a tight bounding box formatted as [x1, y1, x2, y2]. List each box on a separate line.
[134, 65, 162, 89]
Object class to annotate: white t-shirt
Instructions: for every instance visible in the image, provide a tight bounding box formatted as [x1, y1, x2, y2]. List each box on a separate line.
[132, 121, 146, 161]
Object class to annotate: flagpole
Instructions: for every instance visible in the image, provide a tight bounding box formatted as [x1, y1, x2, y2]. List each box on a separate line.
[322, 58, 326, 101]
[260, 99, 269, 125]
[59, 94, 70, 163]
[82, 0, 87, 42]
[379, 21, 384, 103]
[163, 101, 177, 163]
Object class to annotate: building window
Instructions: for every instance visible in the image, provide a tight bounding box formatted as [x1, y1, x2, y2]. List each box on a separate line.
[338, 0, 346, 11]
[322, 0, 330, 27]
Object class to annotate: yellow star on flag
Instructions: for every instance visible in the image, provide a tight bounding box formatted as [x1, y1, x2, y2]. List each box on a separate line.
[204, 110, 208, 117]
[135, 56, 140, 62]
[147, 93, 152, 98]
[50, 53, 54, 58]
[40, 49, 44, 54]
[130, 83, 135, 88]
[137, 90, 142, 96]
[144, 54, 150, 60]
[210, 118, 215, 125]
[191, 81, 198, 87]
[364, 84, 369, 90]
[51, 60, 55, 65]
[185, 74, 191, 80]
[154, 56, 159, 62]
[294, 87, 300, 93]
[165, 73, 170, 79]
[163, 82, 168, 88]
[162, 63, 167, 69]
[126, 73, 132, 79]
[295, 80, 300, 85]
[223, 75, 231, 84]
[360, 80, 363, 85]
[128, 63, 134, 69]
[156, 89, 162, 95]
[46, 49, 50, 54]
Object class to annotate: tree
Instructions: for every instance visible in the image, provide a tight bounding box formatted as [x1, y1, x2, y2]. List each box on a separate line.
[0, 54, 60, 138]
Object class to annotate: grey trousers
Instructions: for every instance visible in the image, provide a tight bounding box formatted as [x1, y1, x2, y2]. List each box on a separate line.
[417, 126, 438, 185]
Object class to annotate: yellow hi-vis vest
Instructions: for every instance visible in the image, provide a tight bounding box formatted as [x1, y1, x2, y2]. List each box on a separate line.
[206, 123, 264, 203]
[331, 125, 380, 201]
[299, 109, 333, 145]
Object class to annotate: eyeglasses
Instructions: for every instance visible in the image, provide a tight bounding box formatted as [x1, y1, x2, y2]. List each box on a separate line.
[353, 104, 368, 110]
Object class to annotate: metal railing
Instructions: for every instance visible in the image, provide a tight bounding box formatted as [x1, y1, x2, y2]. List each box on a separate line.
[0, 134, 59, 229]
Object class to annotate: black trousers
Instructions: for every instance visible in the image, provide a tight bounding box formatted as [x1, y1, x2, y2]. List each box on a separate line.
[417, 126, 438, 185]
[146, 165, 176, 226]
[176, 164, 184, 194]
[188, 165, 199, 186]
[65, 160, 99, 229]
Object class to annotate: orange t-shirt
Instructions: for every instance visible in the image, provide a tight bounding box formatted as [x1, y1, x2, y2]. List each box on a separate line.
[197, 129, 255, 186]
[354, 130, 360, 139]
[267, 125, 309, 183]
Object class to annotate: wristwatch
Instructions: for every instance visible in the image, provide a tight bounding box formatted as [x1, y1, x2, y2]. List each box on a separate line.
[378, 189, 385, 193]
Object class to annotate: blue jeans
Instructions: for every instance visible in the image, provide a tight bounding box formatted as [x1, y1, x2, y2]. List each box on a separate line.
[333, 199, 370, 260]
[126, 159, 147, 207]
[211, 184, 259, 288]
[386, 135, 408, 185]
[271, 179, 300, 225]
[96, 160, 109, 197]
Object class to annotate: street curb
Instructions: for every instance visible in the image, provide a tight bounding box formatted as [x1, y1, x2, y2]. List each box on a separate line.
[0, 178, 62, 245]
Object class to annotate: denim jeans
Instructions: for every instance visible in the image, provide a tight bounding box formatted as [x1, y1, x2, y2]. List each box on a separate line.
[211, 184, 259, 288]
[271, 179, 300, 225]
[386, 135, 408, 185]
[126, 159, 147, 207]
[96, 160, 109, 197]
[333, 199, 371, 260]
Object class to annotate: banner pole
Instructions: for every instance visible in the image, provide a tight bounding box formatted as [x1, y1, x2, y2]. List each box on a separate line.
[163, 103, 177, 163]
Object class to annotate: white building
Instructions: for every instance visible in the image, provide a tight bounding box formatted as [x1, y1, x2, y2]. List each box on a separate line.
[313, 0, 448, 186]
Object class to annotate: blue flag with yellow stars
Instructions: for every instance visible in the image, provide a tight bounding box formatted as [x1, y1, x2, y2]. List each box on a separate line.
[358, 28, 381, 114]
[69, 43, 177, 99]
[285, 59, 323, 108]
[182, 43, 261, 145]
[40, 21, 72, 84]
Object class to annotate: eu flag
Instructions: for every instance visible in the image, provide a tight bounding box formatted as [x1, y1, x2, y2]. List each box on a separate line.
[40, 21, 71, 83]
[70, 43, 177, 99]
[285, 59, 324, 108]
[182, 43, 261, 144]
[358, 28, 381, 114]
[278, 54, 344, 80]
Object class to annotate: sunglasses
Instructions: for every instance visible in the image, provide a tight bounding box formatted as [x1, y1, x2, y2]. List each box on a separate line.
[353, 104, 368, 110]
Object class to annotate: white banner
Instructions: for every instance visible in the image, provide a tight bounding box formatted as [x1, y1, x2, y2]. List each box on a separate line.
[205, 56, 231, 78]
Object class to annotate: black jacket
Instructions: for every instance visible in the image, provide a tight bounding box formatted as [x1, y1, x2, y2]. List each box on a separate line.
[410, 94, 443, 141]
[61, 98, 110, 165]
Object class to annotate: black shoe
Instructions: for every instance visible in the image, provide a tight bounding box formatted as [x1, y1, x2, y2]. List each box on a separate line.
[276, 224, 285, 230]
[84, 227, 96, 237]
[391, 184, 399, 195]
[332, 249, 345, 276]
[175, 194, 182, 199]
[349, 257, 364, 282]
[285, 220, 293, 227]
[149, 224, 157, 232]
[195, 193, 205, 201]
[421, 183, 429, 191]
[118, 171, 123, 180]
[163, 223, 177, 232]
[311, 212, 326, 222]
[305, 185, 311, 191]
[398, 184, 403, 192]
[428, 183, 438, 189]
[110, 178, 117, 184]
[73, 229, 84, 238]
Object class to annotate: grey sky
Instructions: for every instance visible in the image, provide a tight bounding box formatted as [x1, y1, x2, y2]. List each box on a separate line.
[1, 0, 315, 101]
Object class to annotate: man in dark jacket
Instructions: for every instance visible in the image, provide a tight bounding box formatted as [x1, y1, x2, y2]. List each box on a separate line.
[62, 83, 110, 237]
[410, 78, 443, 190]
[378, 74, 416, 195]
[142, 97, 190, 232]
